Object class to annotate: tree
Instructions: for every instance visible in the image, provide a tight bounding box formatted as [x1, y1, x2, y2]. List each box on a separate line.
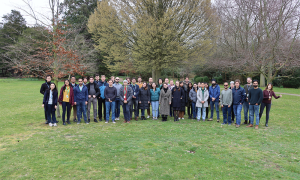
[88, 0, 218, 81]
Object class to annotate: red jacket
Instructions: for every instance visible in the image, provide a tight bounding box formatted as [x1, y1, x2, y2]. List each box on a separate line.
[58, 85, 74, 105]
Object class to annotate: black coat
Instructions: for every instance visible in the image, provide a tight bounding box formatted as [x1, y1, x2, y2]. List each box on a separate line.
[43, 89, 58, 112]
[40, 81, 51, 95]
[180, 86, 188, 111]
[139, 87, 150, 109]
[172, 86, 184, 108]
[86, 82, 100, 97]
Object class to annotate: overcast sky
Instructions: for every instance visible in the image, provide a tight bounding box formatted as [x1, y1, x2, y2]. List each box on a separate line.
[0, 0, 52, 25]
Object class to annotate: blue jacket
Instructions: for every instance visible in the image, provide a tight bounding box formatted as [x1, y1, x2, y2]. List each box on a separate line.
[209, 84, 220, 102]
[129, 84, 140, 101]
[150, 88, 161, 101]
[232, 86, 246, 105]
[73, 85, 88, 102]
[98, 81, 108, 99]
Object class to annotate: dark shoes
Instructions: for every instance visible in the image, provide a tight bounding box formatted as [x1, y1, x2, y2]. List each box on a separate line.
[99, 118, 102, 122]
[73, 119, 77, 122]
[217, 119, 220, 123]
[243, 120, 248, 124]
[88, 119, 90, 123]
[67, 120, 71, 124]
[94, 119, 98, 123]
[265, 123, 268, 127]
[63, 122, 66, 125]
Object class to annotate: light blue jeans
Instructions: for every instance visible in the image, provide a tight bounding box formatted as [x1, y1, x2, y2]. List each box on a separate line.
[197, 107, 206, 120]
[233, 104, 243, 125]
[249, 104, 260, 125]
[151, 101, 159, 118]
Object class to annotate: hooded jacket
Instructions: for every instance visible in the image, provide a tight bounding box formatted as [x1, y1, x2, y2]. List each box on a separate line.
[232, 86, 246, 105]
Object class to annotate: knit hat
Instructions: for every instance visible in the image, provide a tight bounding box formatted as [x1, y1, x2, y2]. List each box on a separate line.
[230, 81, 234, 84]
[123, 80, 128, 84]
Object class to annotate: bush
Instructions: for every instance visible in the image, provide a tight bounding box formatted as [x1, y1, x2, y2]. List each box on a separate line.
[195, 77, 203, 83]
[213, 76, 223, 84]
[203, 76, 209, 83]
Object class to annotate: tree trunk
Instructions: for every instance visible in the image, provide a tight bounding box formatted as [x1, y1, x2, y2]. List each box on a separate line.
[260, 72, 265, 87]
[267, 61, 273, 84]
[152, 68, 161, 83]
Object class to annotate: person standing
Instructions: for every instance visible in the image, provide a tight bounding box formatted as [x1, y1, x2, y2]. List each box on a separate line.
[259, 83, 282, 127]
[130, 77, 140, 120]
[104, 79, 117, 123]
[147, 77, 153, 118]
[220, 82, 233, 125]
[168, 79, 175, 117]
[83, 77, 88, 86]
[183, 77, 191, 89]
[150, 83, 160, 120]
[229, 81, 235, 123]
[73, 78, 89, 124]
[232, 79, 246, 128]
[113, 77, 122, 120]
[98, 75, 108, 121]
[126, 77, 131, 85]
[58, 79, 75, 125]
[208, 79, 220, 122]
[179, 82, 187, 119]
[172, 81, 183, 122]
[189, 83, 198, 119]
[247, 80, 263, 129]
[196, 82, 209, 121]
[164, 78, 170, 85]
[86, 77, 100, 123]
[139, 82, 150, 120]
[243, 77, 253, 124]
[111, 76, 115, 84]
[136, 76, 143, 88]
[204, 82, 210, 120]
[70, 76, 78, 122]
[158, 78, 163, 89]
[43, 83, 58, 127]
[120, 80, 133, 123]
[40, 75, 52, 124]
[159, 83, 172, 121]
[187, 82, 193, 119]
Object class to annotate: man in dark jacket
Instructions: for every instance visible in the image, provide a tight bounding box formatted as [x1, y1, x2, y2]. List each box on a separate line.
[130, 77, 140, 120]
[120, 80, 133, 123]
[147, 77, 153, 118]
[104, 79, 117, 123]
[86, 77, 100, 123]
[40, 75, 52, 124]
[232, 79, 246, 128]
[70, 76, 78, 122]
[243, 77, 253, 124]
[208, 79, 220, 122]
[247, 80, 263, 129]
[74, 78, 88, 124]
[98, 75, 108, 121]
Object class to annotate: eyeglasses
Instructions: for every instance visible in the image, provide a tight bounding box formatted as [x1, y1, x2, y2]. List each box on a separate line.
[79, 81, 83, 82]
[224, 85, 228, 86]
[116, 79, 119, 80]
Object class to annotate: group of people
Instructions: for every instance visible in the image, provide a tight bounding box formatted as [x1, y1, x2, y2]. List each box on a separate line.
[40, 75, 281, 129]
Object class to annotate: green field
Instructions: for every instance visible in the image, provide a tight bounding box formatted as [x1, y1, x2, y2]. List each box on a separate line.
[0, 80, 299, 179]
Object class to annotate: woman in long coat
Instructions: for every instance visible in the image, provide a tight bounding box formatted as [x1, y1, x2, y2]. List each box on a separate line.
[139, 82, 150, 120]
[179, 81, 187, 119]
[172, 81, 183, 121]
[159, 83, 172, 121]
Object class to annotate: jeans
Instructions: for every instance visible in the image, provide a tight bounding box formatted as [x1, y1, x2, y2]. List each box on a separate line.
[105, 101, 115, 121]
[130, 99, 139, 118]
[98, 98, 106, 119]
[115, 98, 121, 118]
[210, 101, 220, 119]
[77, 101, 87, 123]
[197, 107, 206, 120]
[62, 102, 71, 123]
[243, 102, 250, 121]
[233, 104, 243, 125]
[141, 109, 145, 116]
[222, 105, 231, 124]
[191, 102, 196, 119]
[249, 104, 260, 125]
[151, 101, 159, 118]
[46, 104, 56, 124]
[259, 103, 271, 123]
[122, 103, 131, 121]
[88, 97, 97, 120]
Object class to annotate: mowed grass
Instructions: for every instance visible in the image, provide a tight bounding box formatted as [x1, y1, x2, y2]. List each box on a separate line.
[273, 87, 300, 95]
[0, 80, 300, 179]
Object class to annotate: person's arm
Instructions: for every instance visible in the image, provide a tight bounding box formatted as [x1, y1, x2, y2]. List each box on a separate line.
[147, 89, 150, 102]
[74, 88, 77, 103]
[258, 89, 263, 104]
[120, 87, 124, 102]
[204, 90, 209, 102]
[241, 89, 246, 104]
[139, 89, 142, 101]
[127, 87, 133, 102]
[104, 88, 107, 99]
[228, 90, 232, 106]
[262, 90, 268, 99]
[85, 87, 89, 102]
[272, 91, 281, 99]
[95, 86, 100, 97]
[136, 85, 140, 97]
[216, 86, 220, 99]
[220, 91, 223, 106]
[209, 88, 213, 99]
[43, 91, 47, 104]
[40, 84, 45, 95]
[159, 91, 162, 104]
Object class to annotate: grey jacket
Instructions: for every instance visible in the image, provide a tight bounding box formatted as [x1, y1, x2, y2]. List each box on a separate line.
[120, 86, 133, 106]
[189, 88, 197, 103]
[196, 88, 209, 108]
[113, 83, 123, 98]
[220, 89, 232, 106]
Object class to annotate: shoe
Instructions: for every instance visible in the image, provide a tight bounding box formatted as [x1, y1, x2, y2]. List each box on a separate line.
[178, 118, 181, 120]
[45, 121, 49, 124]
[88, 119, 90, 123]
[208, 118, 213, 121]
[67, 120, 71, 124]
[127, 121, 130, 123]
[235, 125, 240, 128]
[53, 123, 57, 126]
[246, 124, 253, 127]
[182, 118, 184, 120]
[99, 118, 102, 121]
[265, 123, 268, 127]
[77, 122, 80, 124]
[130, 118, 132, 120]
[255, 125, 259, 129]
[73, 119, 77, 122]
[221, 123, 226, 125]
[217, 119, 220, 123]
[202, 119, 205, 121]
[188, 116, 192, 119]
[228, 123, 232, 125]
[63, 122, 66, 125]
[197, 119, 200, 122]
[124, 120, 127, 123]
[94, 119, 98, 123]
[135, 117, 138, 121]
[147, 116, 150, 118]
[105, 121, 108, 123]
[243, 120, 248, 124]
[112, 121, 116, 124]
[86, 122, 89, 124]
[49, 123, 53, 127]
[116, 117, 119, 120]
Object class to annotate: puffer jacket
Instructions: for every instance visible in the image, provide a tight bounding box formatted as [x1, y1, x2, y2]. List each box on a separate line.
[150, 88, 160, 101]
[189, 88, 198, 103]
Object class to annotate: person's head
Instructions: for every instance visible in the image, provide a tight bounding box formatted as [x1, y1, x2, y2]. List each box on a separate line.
[83, 77, 88, 84]
[89, 77, 94, 83]
[165, 78, 169, 84]
[266, 83, 273, 91]
[149, 77, 153, 83]
[193, 83, 197, 89]
[212, 79, 216, 86]
[188, 82, 193, 88]
[253, 80, 259, 88]
[201, 82, 205, 89]
[115, 77, 120, 83]
[123, 80, 128, 86]
[152, 82, 157, 89]
[143, 82, 148, 90]
[175, 81, 179, 87]
[111, 76, 115, 81]
[64, 79, 70, 86]
[101, 75, 105, 82]
[230, 81, 234, 88]
[235, 79, 240, 88]
[138, 76, 142, 82]
[132, 77, 136, 84]
[198, 82, 201, 88]
[247, 77, 252, 84]
[158, 78, 163, 84]
[46, 75, 51, 82]
[179, 81, 183, 87]
[170, 80, 174, 85]
[185, 77, 189, 82]
[95, 74, 99, 81]
[108, 79, 113, 86]
[205, 82, 209, 88]
[163, 83, 168, 89]
[71, 76, 76, 83]
[224, 82, 229, 90]
[78, 78, 83, 86]
[50, 83, 56, 91]
[126, 77, 131, 83]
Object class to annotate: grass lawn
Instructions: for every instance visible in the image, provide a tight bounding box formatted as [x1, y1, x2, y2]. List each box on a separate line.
[0, 80, 299, 179]
[273, 87, 300, 95]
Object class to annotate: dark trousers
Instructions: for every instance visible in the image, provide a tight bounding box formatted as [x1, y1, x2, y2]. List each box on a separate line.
[115, 98, 121, 118]
[231, 106, 235, 122]
[259, 103, 271, 123]
[170, 104, 173, 117]
[131, 99, 139, 118]
[62, 102, 71, 123]
[44, 109, 47, 121]
[98, 98, 106, 120]
[187, 101, 192, 117]
[123, 103, 131, 121]
[46, 104, 56, 124]
[191, 102, 196, 119]
[222, 105, 231, 124]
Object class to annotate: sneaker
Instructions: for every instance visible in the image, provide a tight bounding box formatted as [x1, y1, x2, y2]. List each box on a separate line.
[182, 118, 184, 120]
[255, 125, 259, 129]
[202, 119, 205, 121]
[197, 119, 200, 121]
[236, 125, 240, 128]
[246, 124, 253, 127]
[147, 116, 150, 118]
[228, 123, 232, 125]
[49, 123, 53, 127]
[217, 119, 220, 123]
[178, 118, 181, 120]
[105, 121, 108, 123]
[116, 117, 119, 120]
[73, 119, 77, 122]
[88, 119, 90, 123]
[77, 122, 80, 124]
[208, 118, 213, 121]
[127, 121, 130, 123]
[94, 119, 98, 123]
[53, 123, 57, 127]
[86, 122, 89, 124]
[112, 121, 116, 124]
[63, 122, 66, 125]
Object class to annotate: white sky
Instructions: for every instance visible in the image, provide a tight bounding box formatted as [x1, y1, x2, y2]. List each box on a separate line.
[0, 0, 52, 26]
